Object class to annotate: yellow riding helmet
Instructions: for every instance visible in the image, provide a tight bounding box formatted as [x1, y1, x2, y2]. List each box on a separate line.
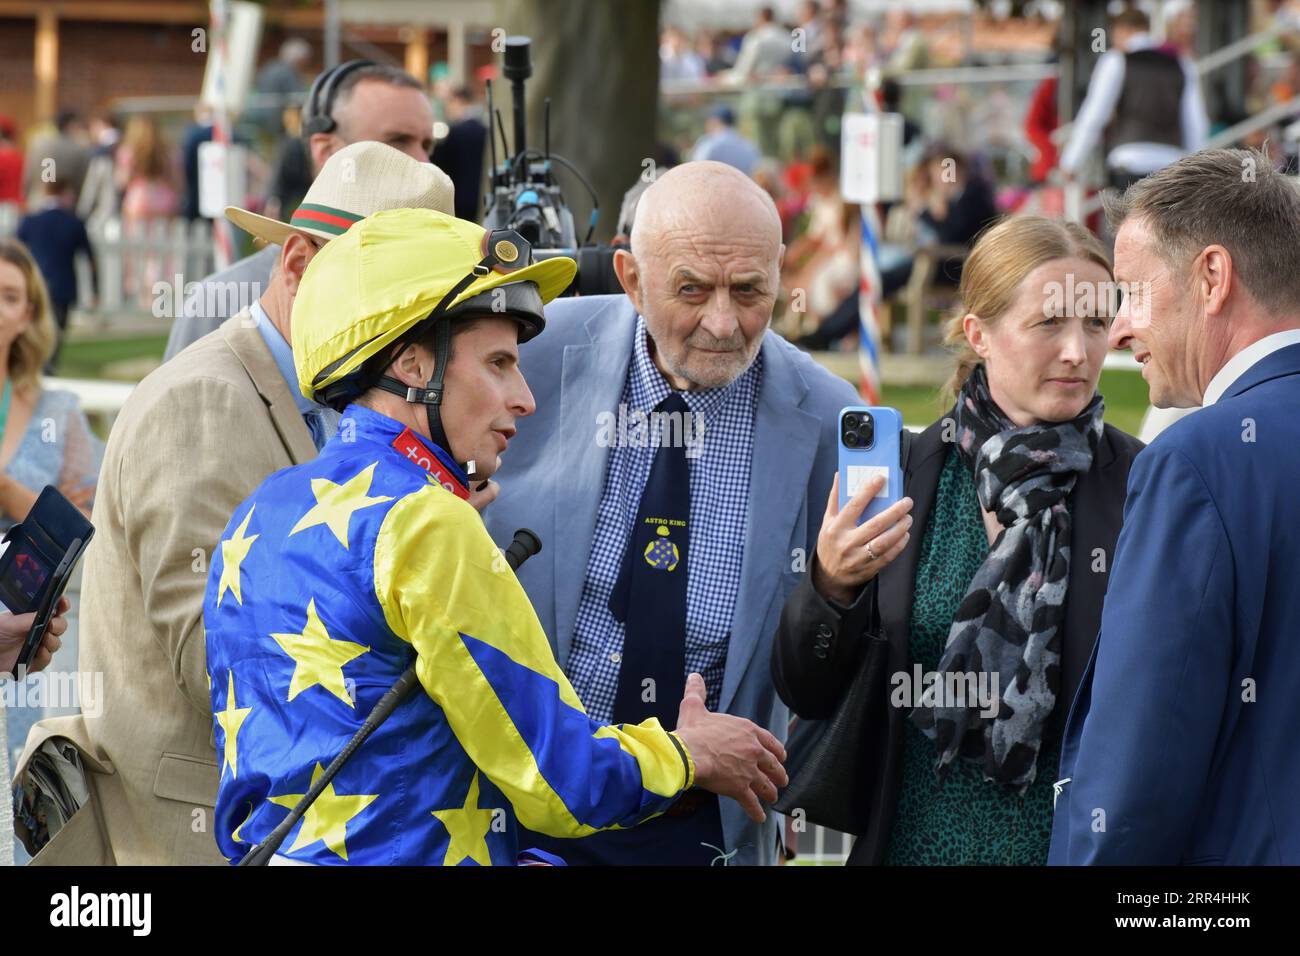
[291, 207, 576, 403]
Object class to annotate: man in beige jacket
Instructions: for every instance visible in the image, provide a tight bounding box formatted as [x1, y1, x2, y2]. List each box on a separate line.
[12, 142, 456, 864]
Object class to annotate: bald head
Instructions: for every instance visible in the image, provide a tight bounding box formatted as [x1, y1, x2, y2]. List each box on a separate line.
[629, 161, 782, 265]
[615, 161, 785, 391]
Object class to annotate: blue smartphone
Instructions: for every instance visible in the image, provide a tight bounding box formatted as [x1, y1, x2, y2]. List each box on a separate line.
[837, 406, 903, 526]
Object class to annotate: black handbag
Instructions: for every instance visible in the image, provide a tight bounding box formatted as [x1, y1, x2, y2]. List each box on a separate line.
[772, 428, 914, 836]
[773, 626, 891, 836]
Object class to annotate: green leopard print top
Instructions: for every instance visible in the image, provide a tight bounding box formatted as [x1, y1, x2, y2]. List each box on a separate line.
[884, 447, 1064, 866]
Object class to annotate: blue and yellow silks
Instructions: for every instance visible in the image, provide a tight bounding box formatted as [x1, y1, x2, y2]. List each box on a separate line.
[204, 403, 693, 865]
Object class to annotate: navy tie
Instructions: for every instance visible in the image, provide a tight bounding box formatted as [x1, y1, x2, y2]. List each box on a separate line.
[519, 390, 726, 864]
[609, 392, 691, 730]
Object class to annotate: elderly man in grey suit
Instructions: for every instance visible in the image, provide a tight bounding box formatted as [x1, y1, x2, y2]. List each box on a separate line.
[163, 62, 436, 360]
[486, 161, 858, 865]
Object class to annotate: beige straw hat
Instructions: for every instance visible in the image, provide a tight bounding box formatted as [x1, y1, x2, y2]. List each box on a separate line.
[224, 140, 455, 246]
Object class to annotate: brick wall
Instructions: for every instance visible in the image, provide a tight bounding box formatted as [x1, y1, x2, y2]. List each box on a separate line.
[0, 19, 37, 137]
[0, 14, 491, 147]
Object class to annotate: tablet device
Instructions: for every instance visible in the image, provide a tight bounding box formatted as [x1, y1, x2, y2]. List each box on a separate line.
[0, 485, 94, 677]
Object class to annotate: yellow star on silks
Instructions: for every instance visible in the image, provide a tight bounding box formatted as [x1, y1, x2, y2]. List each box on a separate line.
[216, 506, 259, 606]
[215, 670, 253, 779]
[288, 462, 392, 549]
[268, 763, 378, 862]
[270, 598, 369, 706]
[432, 770, 495, 866]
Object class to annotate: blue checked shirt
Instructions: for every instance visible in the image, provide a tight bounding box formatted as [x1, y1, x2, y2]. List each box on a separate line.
[567, 316, 762, 720]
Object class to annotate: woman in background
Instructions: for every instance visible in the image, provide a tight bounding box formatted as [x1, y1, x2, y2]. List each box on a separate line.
[115, 116, 178, 303]
[0, 238, 102, 864]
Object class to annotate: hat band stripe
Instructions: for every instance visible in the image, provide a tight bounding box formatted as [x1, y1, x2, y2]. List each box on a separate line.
[291, 204, 364, 235]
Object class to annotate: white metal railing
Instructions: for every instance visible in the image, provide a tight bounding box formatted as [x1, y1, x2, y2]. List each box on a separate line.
[83, 217, 215, 319]
[661, 59, 1057, 99]
[1205, 93, 1300, 150]
[0, 206, 214, 319]
[795, 824, 852, 866]
[41, 377, 135, 417]
[1104, 351, 1141, 372]
[1197, 23, 1282, 77]
[667, 21, 1289, 106]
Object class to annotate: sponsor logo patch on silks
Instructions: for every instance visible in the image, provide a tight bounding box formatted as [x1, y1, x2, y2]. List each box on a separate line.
[391, 427, 470, 500]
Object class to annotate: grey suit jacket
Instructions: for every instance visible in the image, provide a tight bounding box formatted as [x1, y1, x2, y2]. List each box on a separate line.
[163, 245, 279, 361]
[486, 294, 858, 865]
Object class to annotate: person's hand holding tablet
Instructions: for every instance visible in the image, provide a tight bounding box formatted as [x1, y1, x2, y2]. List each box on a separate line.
[0, 596, 69, 676]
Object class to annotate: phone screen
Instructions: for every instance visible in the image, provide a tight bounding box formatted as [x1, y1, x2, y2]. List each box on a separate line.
[1, 541, 52, 612]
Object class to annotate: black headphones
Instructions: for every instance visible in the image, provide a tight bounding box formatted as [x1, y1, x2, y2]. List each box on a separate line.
[301, 59, 376, 137]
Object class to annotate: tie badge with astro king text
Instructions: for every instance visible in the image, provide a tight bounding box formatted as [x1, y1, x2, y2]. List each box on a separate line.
[642, 517, 685, 571]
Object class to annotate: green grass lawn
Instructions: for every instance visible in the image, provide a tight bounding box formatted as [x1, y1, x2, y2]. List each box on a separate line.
[56, 332, 168, 381]
[51, 331, 1151, 439]
[883, 369, 1149, 437]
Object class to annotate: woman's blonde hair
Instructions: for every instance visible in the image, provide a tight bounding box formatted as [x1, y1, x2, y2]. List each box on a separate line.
[122, 115, 172, 182]
[0, 238, 56, 395]
[943, 216, 1112, 400]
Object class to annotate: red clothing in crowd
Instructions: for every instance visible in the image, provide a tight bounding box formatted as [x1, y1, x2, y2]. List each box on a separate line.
[0, 145, 23, 205]
[1025, 76, 1059, 184]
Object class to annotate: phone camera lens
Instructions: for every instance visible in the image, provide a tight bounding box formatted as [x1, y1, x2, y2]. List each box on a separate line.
[844, 431, 859, 447]
[843, 414, 859, 430]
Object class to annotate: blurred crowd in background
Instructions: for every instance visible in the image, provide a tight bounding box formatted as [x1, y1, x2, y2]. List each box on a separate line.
[5, 1, 1300, 366]
[653, 1, 1300, 352]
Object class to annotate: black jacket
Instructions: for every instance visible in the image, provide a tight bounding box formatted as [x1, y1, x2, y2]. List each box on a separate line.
[771, 412, 1144, 864]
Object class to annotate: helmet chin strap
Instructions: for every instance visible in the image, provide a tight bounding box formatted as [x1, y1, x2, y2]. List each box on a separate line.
[372, 319, 475, 477]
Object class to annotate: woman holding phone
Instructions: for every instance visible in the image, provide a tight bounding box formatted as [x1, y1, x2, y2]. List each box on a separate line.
[773, 216, 1143, 865]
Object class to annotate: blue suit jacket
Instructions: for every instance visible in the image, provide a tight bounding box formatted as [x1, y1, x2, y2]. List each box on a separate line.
[1050, 342, 1300, 864]
[17, 206, 93, 306]
[486, 294, 859, 864]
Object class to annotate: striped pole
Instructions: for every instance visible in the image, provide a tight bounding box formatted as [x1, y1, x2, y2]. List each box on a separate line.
[856, 76, 885, 404]
[857, 202, 884, 404]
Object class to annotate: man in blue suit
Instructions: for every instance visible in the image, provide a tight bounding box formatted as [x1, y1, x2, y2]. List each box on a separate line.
[1050, 147, 1300, 864]
[485, 161, 858, 865]
[17, 180, 96, 372]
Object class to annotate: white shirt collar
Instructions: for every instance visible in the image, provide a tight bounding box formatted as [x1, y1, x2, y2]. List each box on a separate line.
[1202, 328, 1300, 405]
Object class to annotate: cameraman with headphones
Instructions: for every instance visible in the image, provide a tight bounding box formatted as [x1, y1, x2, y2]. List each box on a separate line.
[203, 208, 788, 865]
[165, 60, 437, 360]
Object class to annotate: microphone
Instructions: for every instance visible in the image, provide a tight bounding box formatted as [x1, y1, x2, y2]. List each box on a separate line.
[241, 528, 543, 866]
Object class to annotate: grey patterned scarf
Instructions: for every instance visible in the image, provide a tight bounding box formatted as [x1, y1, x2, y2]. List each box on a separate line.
[910, 363, 1104, 789]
